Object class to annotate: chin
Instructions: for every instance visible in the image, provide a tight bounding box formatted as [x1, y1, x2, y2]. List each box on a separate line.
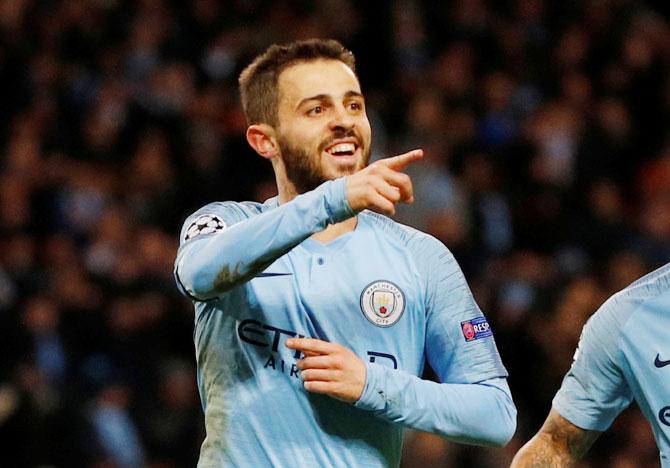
[329, 158, 367, 177]
[327, 166, 357, 180]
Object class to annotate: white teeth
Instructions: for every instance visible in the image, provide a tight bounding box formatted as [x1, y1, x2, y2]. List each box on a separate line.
[329, 143, 355, 154]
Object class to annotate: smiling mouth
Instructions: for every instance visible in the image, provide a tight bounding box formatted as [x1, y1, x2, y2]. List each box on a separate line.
[325, 142, 358, 157]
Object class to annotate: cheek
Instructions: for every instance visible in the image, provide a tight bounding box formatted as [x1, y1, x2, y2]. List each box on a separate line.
[290, 124, 325, 148]
[357, 118, 372, 143]
[363, 119, 372, 139]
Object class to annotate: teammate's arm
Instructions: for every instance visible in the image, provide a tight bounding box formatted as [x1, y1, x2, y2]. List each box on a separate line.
[513, 294, 632, 465]
[511, 409, 601, 467]
[175, 150, 422, 300]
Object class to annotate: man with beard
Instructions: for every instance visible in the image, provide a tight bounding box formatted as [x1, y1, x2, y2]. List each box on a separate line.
[174, 39, 516, 467]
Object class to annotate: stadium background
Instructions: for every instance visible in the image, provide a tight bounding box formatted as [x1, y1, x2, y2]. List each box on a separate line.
[0, 0, 668, 466]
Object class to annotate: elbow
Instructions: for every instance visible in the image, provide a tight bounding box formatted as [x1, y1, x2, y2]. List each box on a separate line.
[445, 386, 517, 447]
[482, 393, 518, 447]
[177, 254, 246, 300]
[184, 271, 215, 300]
[176, 258, 222, 300]
[488, 408, 517, 447]
[497, 397, 518, 446]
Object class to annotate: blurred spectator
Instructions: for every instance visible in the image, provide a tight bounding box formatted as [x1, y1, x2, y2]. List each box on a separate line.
[140, 359, 202, 467]
[87, 382, 145, 468]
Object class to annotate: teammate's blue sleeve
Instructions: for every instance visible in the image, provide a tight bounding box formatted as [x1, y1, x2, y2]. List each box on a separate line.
[355, 236, 516, 446]
[552, 297, 633, 431]
[175, 178, 355, 300]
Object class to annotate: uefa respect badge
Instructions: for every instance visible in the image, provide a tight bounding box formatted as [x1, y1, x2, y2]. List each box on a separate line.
[461, 317, 492, 342]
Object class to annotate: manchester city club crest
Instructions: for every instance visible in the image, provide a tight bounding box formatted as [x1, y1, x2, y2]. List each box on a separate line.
[360, 280, 405, 327]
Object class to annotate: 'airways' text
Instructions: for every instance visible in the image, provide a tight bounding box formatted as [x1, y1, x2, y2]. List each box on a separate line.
[237, 318, 399, 373]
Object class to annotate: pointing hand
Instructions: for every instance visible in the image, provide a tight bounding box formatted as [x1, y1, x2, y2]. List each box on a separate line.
[345, 149, 423, 216]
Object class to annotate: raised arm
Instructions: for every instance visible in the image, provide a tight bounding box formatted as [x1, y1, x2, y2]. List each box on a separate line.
[175, 150, 423, 300]
[175, 177, 353, 300]
[511, 409, 601, 467]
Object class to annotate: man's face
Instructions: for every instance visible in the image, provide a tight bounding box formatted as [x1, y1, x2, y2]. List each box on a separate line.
[275, 59, 372, 193]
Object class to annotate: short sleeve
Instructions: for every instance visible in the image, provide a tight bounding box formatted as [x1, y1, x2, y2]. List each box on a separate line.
[552, 300, 633, 431]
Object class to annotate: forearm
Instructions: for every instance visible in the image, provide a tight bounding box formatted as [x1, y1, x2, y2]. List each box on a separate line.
[511, 409, 599, 467]
[511, 433, 576, 467]
[176, 178, 354, 299]
[355, 364, 516, 446]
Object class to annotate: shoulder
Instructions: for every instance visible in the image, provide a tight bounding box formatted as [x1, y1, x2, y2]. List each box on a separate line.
[360, 212, 464, 299]
[186, 199, 275, 222]
[179, 199, 277, 244]
[592, 262, 670, 334]
[361, 211, 451, 260]
[616, 262, 670, 317]
[578, 263, 670, 360]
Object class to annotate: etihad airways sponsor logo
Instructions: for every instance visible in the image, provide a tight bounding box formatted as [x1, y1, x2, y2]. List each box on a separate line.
[237, 318, 398, 378]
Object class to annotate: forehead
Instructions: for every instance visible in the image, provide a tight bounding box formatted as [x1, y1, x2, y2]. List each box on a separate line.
[277, 59, 361, 107]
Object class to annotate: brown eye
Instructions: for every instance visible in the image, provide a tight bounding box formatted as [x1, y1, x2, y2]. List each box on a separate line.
[308, 106, 323, 116]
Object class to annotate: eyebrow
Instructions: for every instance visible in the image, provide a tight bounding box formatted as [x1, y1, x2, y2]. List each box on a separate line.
[295, 91, 364, 110]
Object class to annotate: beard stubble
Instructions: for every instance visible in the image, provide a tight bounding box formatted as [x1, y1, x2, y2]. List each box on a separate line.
[277, 130, 371, 194]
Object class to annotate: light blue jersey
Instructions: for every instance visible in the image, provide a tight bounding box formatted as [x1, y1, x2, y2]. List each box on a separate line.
[554, 263, 670, 467]
[175, 178, 516, 467]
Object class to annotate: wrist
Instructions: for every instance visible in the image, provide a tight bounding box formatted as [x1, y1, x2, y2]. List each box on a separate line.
[326, 177, 356, 223]
[354, 363, 388, 411]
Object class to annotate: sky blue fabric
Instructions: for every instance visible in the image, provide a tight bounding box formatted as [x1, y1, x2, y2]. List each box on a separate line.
[175, 177, 515, 467]
[554, 263, 670, 467]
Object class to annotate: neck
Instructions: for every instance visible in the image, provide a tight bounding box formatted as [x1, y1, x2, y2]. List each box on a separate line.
[311, 217, 358, 243]
[273, 158, 298, 205]
[272, 161, 357, 244]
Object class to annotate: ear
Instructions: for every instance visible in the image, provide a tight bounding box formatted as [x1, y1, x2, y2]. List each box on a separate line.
[246, 124, 279, 160]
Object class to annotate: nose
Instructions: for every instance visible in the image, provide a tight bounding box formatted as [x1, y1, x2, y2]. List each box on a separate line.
[328, 104, 355, 131]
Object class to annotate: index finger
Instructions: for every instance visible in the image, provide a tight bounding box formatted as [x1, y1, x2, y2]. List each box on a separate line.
[285, 338, 339, 355]
[374, 149, 424, 171]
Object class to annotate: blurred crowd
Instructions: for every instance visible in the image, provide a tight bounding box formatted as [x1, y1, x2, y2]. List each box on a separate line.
[0, 0, 668, 467]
